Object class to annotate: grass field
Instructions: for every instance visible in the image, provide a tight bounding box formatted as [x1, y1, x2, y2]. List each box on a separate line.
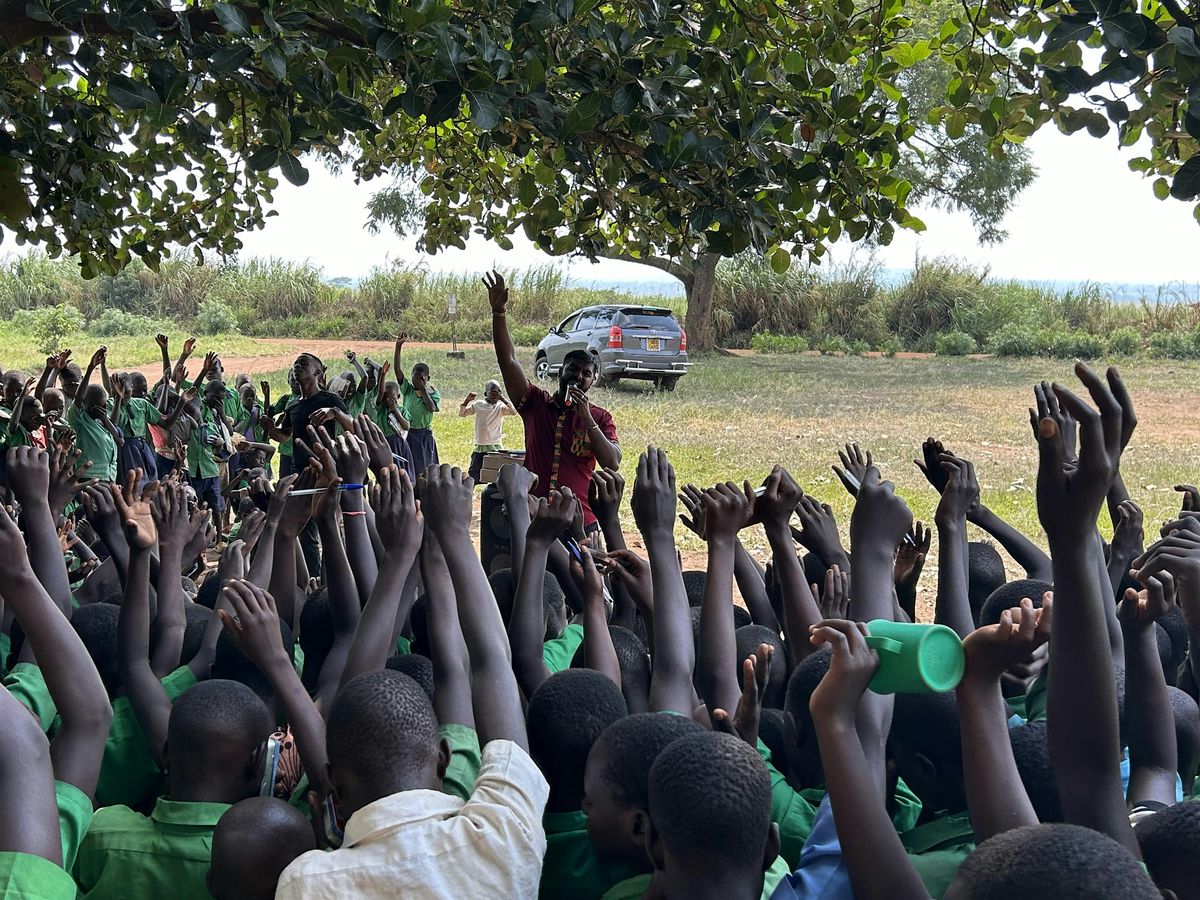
[8, 328, 1199, 576]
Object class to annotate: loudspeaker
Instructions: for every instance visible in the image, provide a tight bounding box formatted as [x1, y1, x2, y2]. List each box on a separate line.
[480, 484, 512, 575]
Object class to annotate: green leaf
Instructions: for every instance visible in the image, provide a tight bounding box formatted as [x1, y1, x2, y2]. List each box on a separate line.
[517, 173, 537, 207]
[1171, 155, 1200, 200]
[376, 30, 404, 61]
[211, 45, 252, 74]
[770, 247, 791, 274]
[246, 147, 280, 171]
[1103, 13, 1146, 52]
[1153, 176, 1171, 199]
[213, 2, 251, 38]
[1169, 25, 1200, 57]
[783, 50, 805, 75]
[106, 74, 159, 110]
[613, 82, 641, 115]
[261, 46, 287, 80]
[468, 91, 501, 130]
[0, 167, 31, 225]
[278, 154, 309, 186]
[562, 93, 603, 137]
[1046, 66, 1092, 93]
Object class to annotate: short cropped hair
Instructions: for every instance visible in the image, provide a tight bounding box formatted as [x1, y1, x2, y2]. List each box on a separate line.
[1009, 721, 1061, 823]
[968, 541, 1006, 624]
[385, 654, 435, 700]
[951, 823, 1159, 898]
[327, 671, 438, 790]
[648, 731, 772, 872]
[527, 670, 627, 795]
[594, 713, 704, 808]
[70, 603, 121, 697]
[979, 579, 1052, 627]
[168, 680, 273, 761]
[1135, 799, 1200, 893]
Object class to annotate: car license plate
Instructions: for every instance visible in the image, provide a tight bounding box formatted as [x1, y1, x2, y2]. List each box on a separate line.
[645, 338, 661, 351]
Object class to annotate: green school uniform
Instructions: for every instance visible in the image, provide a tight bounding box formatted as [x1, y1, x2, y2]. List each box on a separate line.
[345, 391, 369, 419]
[67, 402, 117, 482]
[57, 780, 94, 872]
[439, 723, 483, 802]
[270, 394, 296, 459]
[1, 423, 34, 450]
[73, 798, 229, 900]
[544, 623, 585, 673]
[185, 404, 220, 479]
[541, 810, 643, 900]
[95, 666, 198, 809]
[0, 631, 9, 677]
[901, 810, 976, 899]
[400, 380, 439, 430]
[117, 397, 162, 441]
[0, 851, 76, 898]
[1024, 669, 1048, 722]
[395, 634, 412, 656]
[599, 855, 791, 900]
[4, 662, 57, 732]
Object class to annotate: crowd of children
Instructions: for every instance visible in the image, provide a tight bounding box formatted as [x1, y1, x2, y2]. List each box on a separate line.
[0, 302, 1197, 899]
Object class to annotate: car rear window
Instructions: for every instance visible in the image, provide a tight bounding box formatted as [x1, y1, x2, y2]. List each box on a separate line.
[619, 310, 679, 329]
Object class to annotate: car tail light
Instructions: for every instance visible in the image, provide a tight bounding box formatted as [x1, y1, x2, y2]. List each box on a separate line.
[608, 325, 623, 348]
[679, 328, 687, 351]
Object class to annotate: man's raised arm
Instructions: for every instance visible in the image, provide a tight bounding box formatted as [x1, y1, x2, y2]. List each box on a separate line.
[484, 270, 529, 407]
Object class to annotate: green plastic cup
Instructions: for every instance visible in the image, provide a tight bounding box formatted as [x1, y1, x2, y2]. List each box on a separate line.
[864, 620, 965, 693]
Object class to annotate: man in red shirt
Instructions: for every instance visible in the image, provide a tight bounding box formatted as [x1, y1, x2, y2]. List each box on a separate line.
[485, 271, 621, 531]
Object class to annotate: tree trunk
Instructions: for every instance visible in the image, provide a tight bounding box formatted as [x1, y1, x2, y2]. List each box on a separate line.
[684, 251, 719, 352]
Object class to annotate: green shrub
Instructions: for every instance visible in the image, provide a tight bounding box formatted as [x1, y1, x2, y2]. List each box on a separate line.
[11, 305, 85, 354]
[510, 324, 547, 346]
[934, 331, 977, 356]
[1047, 329, 1105, 360]
[877, 335, 902, 357]
[888, 257, 987, 345]
[815, 335, 851, 355]
[987, 324, 1052, 357]
[848, 339, 871, 355]
[751, 332, 809, 354]
[1147, 330, 1197, 359]
[90, 309, 165, 337]
[1107, 327, 1142, 356]
[196, 299, 239, 336]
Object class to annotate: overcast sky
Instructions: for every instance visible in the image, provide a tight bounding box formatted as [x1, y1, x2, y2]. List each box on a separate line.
[230, 124, 1200, 288]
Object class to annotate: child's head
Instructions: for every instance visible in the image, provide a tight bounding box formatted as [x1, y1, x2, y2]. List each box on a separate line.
[411, 363, 431, 390]
[207, 797, 315, 900]
[759, 709, 789, 779]
[383, 381, 400, 406]
[527, 670, 627, 812]
[70, 603, 121, 698]
[83, 383, 108, 418]
[584, 712, 704, 863]
[484, 379, 503, 403]
[239, 383, 257, 409]
[182, 604, 212, 665]
[130, 372, 149, 396]
[291, 353, 324, 395]
[326, 671, 447, 819]
[18, 395, 44, 430]
[647, 731, 779, 895]
[945, 823, 1160, 899]
[204, 379, 227, 410]
[213, 620, 295, 712]
[979, 579, 1052, 626]
[735, 625, 788, 709]
[234, 373, 250, 390]
[1168, 687, 1200, 791]
[1159, 606, 1189, 684]
[782, 647, 832, 788]
[41, 387, 64, 418]
[573, 625, 649, 715]
[385, 653, 435, 700]
[166, 680, 274, 803]
[968, 541, 1006, 625]
[889, 691, 965, 814]
[3, 370, 25, 407]
[298, 587, 332, 692]
[682, 571, 707, 607]
[59, 362, 82, 393]
[1134, 799, 1200, 897]
[489, 568, 566, 641]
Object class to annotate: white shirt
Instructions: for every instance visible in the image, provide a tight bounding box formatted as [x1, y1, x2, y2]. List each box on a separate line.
[275, 740, 549, 900]
[458, 398, 515, 447]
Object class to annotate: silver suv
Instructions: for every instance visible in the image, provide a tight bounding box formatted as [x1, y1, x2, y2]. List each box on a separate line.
[534, 305, 691, 391]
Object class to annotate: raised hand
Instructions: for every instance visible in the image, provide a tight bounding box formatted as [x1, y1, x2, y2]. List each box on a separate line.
[1117, 573, 1176, 630]
[277, 468, 316, 538]
[527, 487, 577, 544]
[419, 464, 474, 539]
[218, 580, 289, 670]
[497, 460, 538, 503]
[370, 465, 424, 552]
[6, 446, 51, 509]
[631, 446, 677, 537]
[601, 548, 654, 613]
[589, 468, 625, 527]
[894, 522, 930, 589]
[394, 331, 409, 349]
[151, 482, 192, 550]
[345, 349, 357, 363]
[817, 565, 851, 620]
[181, 337, 197, 358]
[791, 493, 848, 568]
[89, 345, 108, 369]
[53, 348, 72, 370]
[354, 414, 393, 477]
[109, 469, 159, 551]
[330, 432, 369, 486]
[701, 480, 756, 541]
[304, 435, 341, 523]
[961, 596, 1052, 684]
[914, 437, 950, 494]
[1030, 382, 1079, 465]
[755, 465, 802, 529]
[678, 483, 707, 539]
[849, 466, 913, 557]
[712, 643, 773, 746]
[1111, 499, 1144, 558]
[808, 619, 879, 724]
[832, 442, 872, 498]
[935, 454, 979, 524]
[202, 350, 218, 378]
[482, 269, 509, 314]
[155, 333, 168, 350]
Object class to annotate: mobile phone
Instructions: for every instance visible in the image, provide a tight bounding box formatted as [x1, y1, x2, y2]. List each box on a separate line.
[559, 533, 583, 563]
[258, 736, 281, 798]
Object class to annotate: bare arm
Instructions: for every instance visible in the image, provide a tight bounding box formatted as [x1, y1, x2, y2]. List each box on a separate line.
[510, 495, 565, 697]
[484, 271, 529, 406]
[421, 531, 475, 728]
[0, 686, 61, 864]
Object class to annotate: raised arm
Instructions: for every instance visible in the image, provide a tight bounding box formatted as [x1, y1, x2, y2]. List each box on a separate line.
[579, 546, 622, 689]
[484, 270, 529, 406]
[149, 483, 193, 678]
[509, 489, 575, 697]
[392, 331, 408, 388]
[338, 466, 423, 693]
[497, 462, 537, 587]
[957, 599, 1047, 842]
[933, 454, 978, 639]
[758, 467, 822, 664]
[0, 503, 112, 800]
[112, 473, 172, 768]
[332, 431, 378, 604]
[269, 468, 316, 632]
[0, 685, 62, 865]
[420, 530, 474, 728]
[7, 446, 74, 616]
[1036, 365, 1139, 854]
[631, 447, 694, 715]
[423, 464, 527, 748]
